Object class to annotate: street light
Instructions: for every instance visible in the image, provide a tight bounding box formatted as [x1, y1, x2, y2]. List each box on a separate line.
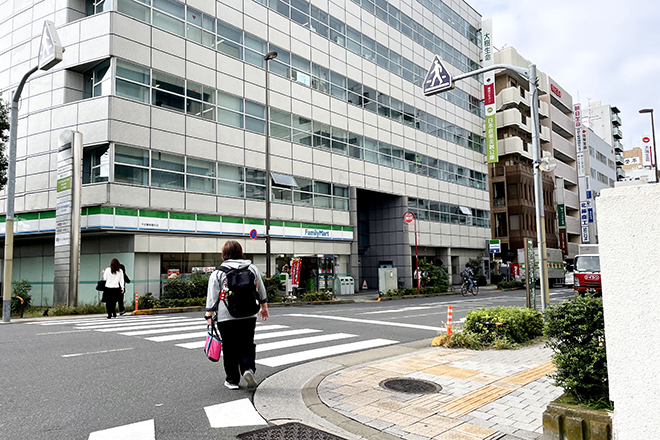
[639, 108, 658, 183]
[264, 50, 278, 279]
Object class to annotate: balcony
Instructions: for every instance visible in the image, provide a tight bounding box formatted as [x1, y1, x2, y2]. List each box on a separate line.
[565, 215, 580, 234]
[617, 168, 626, 179]
[540, 125, 551, 143]
[611, 112, 622, 126]
[497, 108, 531, 134]
[550, 105, 574, 138]
[552, 131, 576, 161]
[498, 136, 532, 160]
[612, 126, 623, 139]
[554, 159, 578, 186]
[616, 154, 624, 164]
[539, 100, 550, 119]
[614, 140, 624, 152]
[493, 197, 506, 207]
[563, 189, 579, 210]
[496, 86, 530, 112]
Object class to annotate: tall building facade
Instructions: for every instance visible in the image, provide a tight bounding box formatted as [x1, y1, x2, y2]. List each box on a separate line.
[587, 101, 624, 181]
[0, 0, 489, 304]
[488, 47, 565, 263]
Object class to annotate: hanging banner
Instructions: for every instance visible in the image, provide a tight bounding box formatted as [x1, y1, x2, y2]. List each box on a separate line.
[642, 136, 654, 167]
[482, 19, 498, 163]
[290, 258, 301, 288]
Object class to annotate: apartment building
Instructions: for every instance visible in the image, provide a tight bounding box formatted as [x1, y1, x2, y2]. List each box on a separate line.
[587, 101, 624, 181]
[0, 0, 490, 304]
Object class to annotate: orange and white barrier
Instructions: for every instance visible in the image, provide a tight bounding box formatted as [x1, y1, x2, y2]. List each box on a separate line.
[135, 292, 139, 312]
[447, 305, 453, 337]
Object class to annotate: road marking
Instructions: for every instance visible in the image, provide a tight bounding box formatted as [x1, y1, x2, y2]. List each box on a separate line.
[62, 347, 135, 358]
[88, 419, 155, 440]
[256, 333, 357, 352]
[120, 324, 208, 336]
[34, 316, 183, 326]
[361, 306, 435, 315]
[93, 320, 202, 332]
[284, 313, 444, 331]
[37, 329, 93, 335]
[142, 325, 290, 342]
[204, 398, 267, 428]
[76, 317, 198, 329]
[175, 328, 321, 349]
[257, 338, 398, 367]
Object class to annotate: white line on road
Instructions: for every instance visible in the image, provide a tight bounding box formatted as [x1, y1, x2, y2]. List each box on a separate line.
[93, 320, 202, 332]
[256, 333, 357, 352]
[256, 338, 398, 367]
[77, 317, 199, 330]
[142, 325, 290, 342]
[283, 313, 444, 331]
[62, 347, 135, 358]
[175, 328, 322, 349]
[37, 329, 93, 335]
[360, 306, 435, 315]
[88, 419, 155, 440]
[204, 398, 267, 428]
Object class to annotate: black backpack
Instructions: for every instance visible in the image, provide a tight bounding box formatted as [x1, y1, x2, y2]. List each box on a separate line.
[218, 266, 260, 318]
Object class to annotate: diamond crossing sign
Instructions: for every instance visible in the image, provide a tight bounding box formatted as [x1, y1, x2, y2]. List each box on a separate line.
[38, 21, 63, 71]
[423, 55, 453, 96]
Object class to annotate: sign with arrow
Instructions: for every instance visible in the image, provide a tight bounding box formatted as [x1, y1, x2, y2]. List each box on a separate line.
[423, 55, 453, 96]
[38, 21, 63, 71]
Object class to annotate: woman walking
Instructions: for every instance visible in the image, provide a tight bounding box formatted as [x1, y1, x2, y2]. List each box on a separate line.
[103, 258, 125, 319]
[205, 241, 268, 389]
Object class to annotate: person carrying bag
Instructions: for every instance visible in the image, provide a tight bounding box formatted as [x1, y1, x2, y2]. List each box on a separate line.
[102, 258, 125, 319]
[204, 240, 268, 390]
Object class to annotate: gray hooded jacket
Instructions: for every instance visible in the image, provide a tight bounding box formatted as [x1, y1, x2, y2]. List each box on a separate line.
[205, 259, 267, 322]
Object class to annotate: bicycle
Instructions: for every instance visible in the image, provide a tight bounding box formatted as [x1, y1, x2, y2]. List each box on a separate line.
[460, 279, 478, 296]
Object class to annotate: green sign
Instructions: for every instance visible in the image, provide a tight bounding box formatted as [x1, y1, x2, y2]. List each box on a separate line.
[557, 204, 566, 229]
[57, 176, 71, 192]
[526, 238, 536, 309]
[485, 112, 498, 163]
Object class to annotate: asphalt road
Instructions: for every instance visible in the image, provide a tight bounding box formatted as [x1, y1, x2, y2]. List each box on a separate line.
[0, 287, 574, 440]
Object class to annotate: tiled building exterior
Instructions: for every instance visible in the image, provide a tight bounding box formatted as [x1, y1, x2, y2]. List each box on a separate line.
[0, 0, 490, 305]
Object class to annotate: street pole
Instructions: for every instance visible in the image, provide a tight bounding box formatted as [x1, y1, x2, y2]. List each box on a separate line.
[264, 51, 278, 279]
[639, 109, 658, 183]
[529, 64, 549, 313]
[3, 66, 37, 323]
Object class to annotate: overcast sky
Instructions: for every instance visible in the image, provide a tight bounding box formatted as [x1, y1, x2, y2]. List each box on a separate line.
[467, 0, 660, 151]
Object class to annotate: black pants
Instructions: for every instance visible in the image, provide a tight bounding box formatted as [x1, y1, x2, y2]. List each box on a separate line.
[105, 287, 121, 317]
[117, 291, 125, 313]
[216, 318, 257, 385]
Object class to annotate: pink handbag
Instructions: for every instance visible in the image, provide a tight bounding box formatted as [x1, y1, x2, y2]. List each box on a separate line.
[204, 325, 222, 362]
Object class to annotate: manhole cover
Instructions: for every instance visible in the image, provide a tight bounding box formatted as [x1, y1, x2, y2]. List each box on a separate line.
[380, 378, 442, 394]
[238, 422, 347, 440]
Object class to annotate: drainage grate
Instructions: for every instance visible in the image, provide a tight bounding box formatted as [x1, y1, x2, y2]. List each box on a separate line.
[380, 378, 442, 394]
[238, 422, 348, 440]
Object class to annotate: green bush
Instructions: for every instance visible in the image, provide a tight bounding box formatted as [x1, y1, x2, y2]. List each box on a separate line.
[544, 293, 609, 406]
[11, 279, 32, 315]
[157, 297, 206, 308]
[497, 280, 525, 290]
[50, 301, 106, 316]
[138, 292, 157, 310]
[418, 258, 449, 291]
[301, 291, 332, 302]
[162, 273, 208, 299]
[263, 276, 283, 303]
[490, 273, 503, 285]
[465, 306, 543, 344]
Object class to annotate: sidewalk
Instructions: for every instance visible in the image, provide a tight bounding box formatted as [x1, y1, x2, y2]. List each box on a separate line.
[255, 340, 561, 440]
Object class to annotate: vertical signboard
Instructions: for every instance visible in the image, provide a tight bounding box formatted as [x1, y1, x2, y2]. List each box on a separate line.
[482, 19, 498, 163]
[574, 103, 590, 177]
[642, 136, 654, 167]
[525, 238, 536, 309]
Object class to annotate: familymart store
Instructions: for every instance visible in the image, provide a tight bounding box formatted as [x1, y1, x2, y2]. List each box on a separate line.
[0, 207, 354, 306]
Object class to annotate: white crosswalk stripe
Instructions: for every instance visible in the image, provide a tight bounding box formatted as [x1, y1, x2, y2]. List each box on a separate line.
[88, 419, 155, 440]
[33, 314, 400, 369]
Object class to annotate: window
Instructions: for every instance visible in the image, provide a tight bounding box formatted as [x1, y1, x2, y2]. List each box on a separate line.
[83, 145, 110, 183]
[152, 71, 185, 112]
[116, 60, 150, 103]
[84, 59, 111, 99]
[217, 163, 244, 197]
[151, 151, 185, 190]
[115, 145, 149, 185]
[509, 214, 520, 231]
[187, 157, 215, 193]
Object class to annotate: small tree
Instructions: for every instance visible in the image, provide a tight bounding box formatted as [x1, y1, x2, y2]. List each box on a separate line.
[418, 258, 449, 291]
[466, 257, 487, 286]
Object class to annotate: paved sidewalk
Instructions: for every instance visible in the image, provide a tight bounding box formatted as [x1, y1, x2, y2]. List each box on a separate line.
[255, 340, 562, 440]
[316, 344, 561, 440]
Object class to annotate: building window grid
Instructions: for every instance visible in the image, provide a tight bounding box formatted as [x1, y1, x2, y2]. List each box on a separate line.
[408, 198, 490, 229]
[107, 0, 484, 118]
[114, 58, 487, 188]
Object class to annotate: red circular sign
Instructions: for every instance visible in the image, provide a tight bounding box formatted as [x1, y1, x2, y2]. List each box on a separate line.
[643, 137, 651, 143]
[403, 212, 414, 224]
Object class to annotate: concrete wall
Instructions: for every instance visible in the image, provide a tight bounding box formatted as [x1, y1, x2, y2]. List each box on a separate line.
[598, 183, 660, 440]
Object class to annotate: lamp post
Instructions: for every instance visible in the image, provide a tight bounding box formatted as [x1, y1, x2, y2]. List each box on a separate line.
[264, 50, 278, 279]
[639, 108, 658, 183]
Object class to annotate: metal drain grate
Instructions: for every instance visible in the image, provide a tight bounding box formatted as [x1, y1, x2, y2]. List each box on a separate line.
[238, 422, 348, 440]
[380, 378, 442, 394]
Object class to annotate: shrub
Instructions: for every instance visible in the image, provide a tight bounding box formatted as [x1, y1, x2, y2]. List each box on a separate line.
[138, 292, 157, 310]
[50, 301, 106, 316]
[157, 297, 206, 308]
[436, 331, 517, 350]
[263, 276, 283, 303]
[385, 286, 447, 297]
[11, 279, 32, 315]
[162, 273, 208, 299]
[544, 293, 609, 406]
[418, 258, 449, 291]
[465, 306, 543, 344]
[490, 273, 503, 285]
[497, 280, 525, 290]
[301, 291, 332, 302]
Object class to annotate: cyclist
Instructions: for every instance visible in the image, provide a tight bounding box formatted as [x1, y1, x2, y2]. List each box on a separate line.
[462, 265, 475, 293]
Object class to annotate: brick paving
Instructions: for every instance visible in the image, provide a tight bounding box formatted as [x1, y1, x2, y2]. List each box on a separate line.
[318, 344, 563, 440]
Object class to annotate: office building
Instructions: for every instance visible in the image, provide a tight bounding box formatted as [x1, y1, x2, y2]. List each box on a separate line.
[0, 0, 490, 304]
[587, 101, 624, 181]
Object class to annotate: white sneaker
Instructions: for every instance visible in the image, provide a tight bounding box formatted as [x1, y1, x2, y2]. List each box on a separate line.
[242, 370, 257, 389]
[224, 381, 239, 390]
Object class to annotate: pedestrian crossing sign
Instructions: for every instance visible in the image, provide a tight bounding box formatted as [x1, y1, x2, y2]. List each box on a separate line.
[423, 55, 454, 96]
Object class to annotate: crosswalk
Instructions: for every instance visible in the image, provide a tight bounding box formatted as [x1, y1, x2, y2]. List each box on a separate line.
[29, 315, 398, 368]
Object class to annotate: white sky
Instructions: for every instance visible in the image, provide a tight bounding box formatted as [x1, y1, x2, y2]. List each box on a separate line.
[467, 0, 660, 150]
